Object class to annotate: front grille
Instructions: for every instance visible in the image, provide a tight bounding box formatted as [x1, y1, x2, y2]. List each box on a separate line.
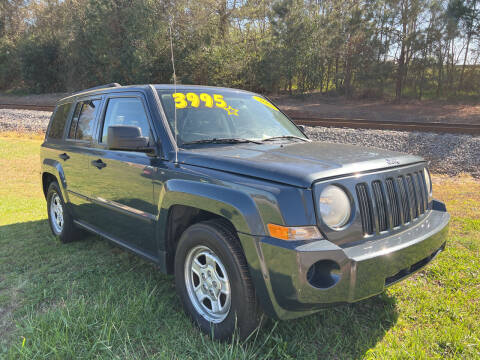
[357, 170, 429, 236]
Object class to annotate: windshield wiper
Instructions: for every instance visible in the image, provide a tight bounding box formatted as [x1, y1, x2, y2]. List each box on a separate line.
[182, 138, 262, 146]
[262, 135, 309, 142]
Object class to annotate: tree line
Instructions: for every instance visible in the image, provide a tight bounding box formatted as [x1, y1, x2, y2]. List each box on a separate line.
[1, 0, 480, 100]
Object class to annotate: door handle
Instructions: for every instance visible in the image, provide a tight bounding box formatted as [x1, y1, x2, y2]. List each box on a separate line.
[92, 159, 107, 169]
[59, 153, 70, 161]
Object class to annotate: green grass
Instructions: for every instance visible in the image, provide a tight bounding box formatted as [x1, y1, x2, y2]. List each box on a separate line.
[0, 135, 479, 359]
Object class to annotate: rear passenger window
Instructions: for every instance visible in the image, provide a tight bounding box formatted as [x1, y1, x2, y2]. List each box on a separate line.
[101, 98, 151, 144]
[68, 103, 82, 139]
[68, 99, 101, 141]
[48, 103, 71, 139]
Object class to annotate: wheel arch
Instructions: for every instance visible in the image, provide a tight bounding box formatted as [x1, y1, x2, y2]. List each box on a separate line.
[158, 179, 266, 274]
[42, 172, 58, 198]
[41, 158, 69, 202]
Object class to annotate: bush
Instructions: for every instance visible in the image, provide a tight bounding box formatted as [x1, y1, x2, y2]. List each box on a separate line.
[0, 38, 21, 90]
[19, 36, 64, 93]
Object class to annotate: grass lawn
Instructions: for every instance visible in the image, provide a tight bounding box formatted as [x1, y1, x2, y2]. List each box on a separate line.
[0, 134, 479, 359]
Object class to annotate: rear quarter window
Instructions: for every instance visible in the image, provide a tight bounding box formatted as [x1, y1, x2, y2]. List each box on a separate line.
[48, 103, 72, 139]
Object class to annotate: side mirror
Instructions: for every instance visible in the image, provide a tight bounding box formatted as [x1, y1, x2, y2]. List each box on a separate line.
[107, 125, 152, 152]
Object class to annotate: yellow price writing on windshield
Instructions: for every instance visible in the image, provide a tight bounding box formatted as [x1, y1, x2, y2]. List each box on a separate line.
[252, 96, 279, 111]
[172, 92, 237, 115]
[172, 93, 188, 108]
[200, 93, 213, 107]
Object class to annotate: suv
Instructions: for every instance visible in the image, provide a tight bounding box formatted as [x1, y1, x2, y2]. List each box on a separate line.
[41, 83, 449, 340]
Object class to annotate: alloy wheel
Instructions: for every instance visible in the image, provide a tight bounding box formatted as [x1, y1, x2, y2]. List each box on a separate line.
[184, 245, 231, 323]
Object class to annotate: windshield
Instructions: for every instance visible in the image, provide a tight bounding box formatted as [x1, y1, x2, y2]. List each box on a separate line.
[156, 89, 306, 146]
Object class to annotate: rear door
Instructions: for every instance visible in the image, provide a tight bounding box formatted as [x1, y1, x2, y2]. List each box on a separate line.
[42, 101, 74, 166]
[62, 97, 103, 221]
[87, 93, 158, 256]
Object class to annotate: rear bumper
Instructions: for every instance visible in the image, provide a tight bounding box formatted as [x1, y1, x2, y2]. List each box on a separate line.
[239, 200, 449, 320]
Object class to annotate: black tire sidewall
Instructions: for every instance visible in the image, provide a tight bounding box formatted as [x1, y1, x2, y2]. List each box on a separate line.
[46, 182, 66, 237]
[175, 222, 258, 340]
[46, 181, 79, 243]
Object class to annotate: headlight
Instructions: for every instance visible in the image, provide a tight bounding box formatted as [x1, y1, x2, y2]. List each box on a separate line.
[424, 168, 432, 196]
[319, 185, 351, 230]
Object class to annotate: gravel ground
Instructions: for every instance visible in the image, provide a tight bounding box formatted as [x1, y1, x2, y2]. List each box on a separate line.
[1, 109, 478, 178]
[306, 127, 480, 178]
[0, 109, 51, 133]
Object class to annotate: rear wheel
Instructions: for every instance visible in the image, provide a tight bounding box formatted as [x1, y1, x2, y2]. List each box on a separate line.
[175, 219, 262, 340]
[46, 181, 84, 243]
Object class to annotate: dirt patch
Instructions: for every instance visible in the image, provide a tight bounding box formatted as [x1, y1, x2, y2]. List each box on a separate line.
[273, 94, 480, 125]
[0, 304, 16, 339]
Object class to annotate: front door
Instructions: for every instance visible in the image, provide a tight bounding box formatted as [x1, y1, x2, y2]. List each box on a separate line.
[87, 95, 158, 256]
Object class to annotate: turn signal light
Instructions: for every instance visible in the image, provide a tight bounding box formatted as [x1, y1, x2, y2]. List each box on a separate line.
[267, 224, 322, 241]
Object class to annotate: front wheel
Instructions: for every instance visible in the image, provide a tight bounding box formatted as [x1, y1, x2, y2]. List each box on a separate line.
[175, 220, 262, 340]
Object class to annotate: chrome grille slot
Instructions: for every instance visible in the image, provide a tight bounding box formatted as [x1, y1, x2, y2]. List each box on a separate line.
[414, 172, 425, 214]
[406, 174, 418, 219]
[356, 183, 374, 235]
[385, 178, 401, 228]
[397, 176, 411, 223]
[372, 181, 388, 232]
[419, 171, 429, 212]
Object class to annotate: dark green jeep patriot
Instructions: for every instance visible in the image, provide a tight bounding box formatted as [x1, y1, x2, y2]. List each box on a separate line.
[40, 83, 450, 340]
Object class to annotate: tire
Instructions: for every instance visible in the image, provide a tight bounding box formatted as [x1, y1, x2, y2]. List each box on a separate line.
[46, 181, 83, 243]
[175, 219, 263, 340]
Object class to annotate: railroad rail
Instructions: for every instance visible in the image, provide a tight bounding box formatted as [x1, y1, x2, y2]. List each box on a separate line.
[286, 111, 480, 135]
[290, 116, 480, 135]
[0, 103, 55, 112]
[1, 103, 479, 135]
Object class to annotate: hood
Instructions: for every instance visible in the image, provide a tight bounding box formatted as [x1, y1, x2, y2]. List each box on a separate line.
[176, 141, 424, 188]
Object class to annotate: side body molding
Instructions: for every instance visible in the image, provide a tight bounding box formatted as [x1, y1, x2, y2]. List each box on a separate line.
[158, 179, 267, 237]
[42, 158, 70, 203]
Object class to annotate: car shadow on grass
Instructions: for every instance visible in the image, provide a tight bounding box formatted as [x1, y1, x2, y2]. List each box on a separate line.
[1, 219, 398, 359]
[260, 293, 398, 358]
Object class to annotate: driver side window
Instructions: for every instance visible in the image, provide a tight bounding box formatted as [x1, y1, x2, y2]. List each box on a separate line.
[101, 97, 151, 144]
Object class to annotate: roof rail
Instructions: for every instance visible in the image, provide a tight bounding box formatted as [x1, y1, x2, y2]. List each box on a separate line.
[73, 83, 121, 95]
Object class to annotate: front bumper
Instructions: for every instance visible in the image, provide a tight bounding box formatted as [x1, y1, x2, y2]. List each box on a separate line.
[239, 200, 449, 320]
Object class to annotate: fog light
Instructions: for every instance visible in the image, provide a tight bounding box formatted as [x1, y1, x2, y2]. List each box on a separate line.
[307, 260, 341, 289]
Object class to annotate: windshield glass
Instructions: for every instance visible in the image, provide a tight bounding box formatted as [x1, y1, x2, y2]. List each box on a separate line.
[156, 89, 305, 146]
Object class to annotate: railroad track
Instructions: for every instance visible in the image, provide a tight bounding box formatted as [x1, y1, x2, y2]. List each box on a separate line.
[1, 103, 479, 135]
[0, 103, 55, 112]
[290, 116, 480, 135]
[285, 111, 480, 135]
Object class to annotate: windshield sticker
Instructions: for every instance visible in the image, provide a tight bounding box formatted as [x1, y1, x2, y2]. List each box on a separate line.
[252, 96, 279, 111]
[172, 92, 238, 115]
[224, 106, 238, 115]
